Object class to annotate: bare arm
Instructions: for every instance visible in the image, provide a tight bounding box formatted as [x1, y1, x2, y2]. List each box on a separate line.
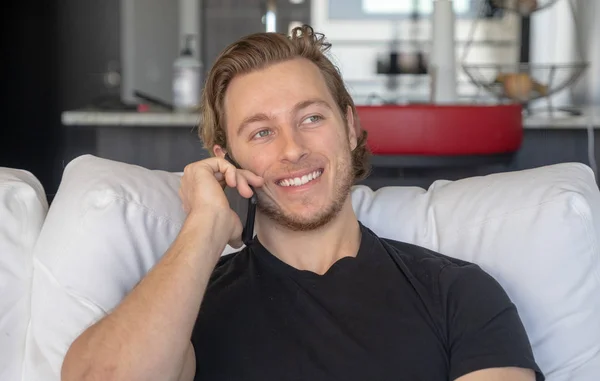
[455, 367, 536, 381]
[60, 158, 263, 381]
[178, 343, 196, 381]
[61, 211, 227, 381]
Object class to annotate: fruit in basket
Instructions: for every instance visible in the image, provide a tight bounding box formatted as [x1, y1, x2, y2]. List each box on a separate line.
[532, 80, 549, 96]
[502, 73, 533, 101]
[494, 73, 506, 84]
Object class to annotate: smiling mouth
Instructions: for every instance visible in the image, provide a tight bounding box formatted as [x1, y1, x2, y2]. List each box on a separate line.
[276, 169, 324, 187]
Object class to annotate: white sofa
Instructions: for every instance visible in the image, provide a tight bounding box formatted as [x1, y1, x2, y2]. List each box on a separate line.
[0, 168, 48, 381]
[2, 154, 600, 381]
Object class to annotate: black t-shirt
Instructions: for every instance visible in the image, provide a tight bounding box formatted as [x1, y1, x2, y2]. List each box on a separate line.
[192, 222, 544, 381]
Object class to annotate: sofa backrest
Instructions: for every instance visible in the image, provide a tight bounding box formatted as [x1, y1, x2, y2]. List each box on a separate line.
[0, 167, 48, 381]
[23, 155, 600, 381]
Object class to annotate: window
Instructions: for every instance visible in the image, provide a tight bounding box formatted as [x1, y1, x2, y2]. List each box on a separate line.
[328, 0, 498, 19]
[362, 0, 472, 15]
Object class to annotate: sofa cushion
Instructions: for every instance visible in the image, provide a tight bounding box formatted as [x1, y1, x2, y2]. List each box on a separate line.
[24, 154, 600, 381]
[23, 155, 189, 380]
[0, 168, 48, 381]
[351, 164, 600, 380]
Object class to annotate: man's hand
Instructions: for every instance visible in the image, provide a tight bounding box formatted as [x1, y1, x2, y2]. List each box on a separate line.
[178, 157, 264, 249]
[61, 157, 264, 381]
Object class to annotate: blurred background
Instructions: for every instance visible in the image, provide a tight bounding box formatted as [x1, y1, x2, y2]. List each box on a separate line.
[1, 0, 599, 201]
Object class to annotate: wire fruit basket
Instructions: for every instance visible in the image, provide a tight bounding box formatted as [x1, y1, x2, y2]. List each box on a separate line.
[462, 62, 588, 103]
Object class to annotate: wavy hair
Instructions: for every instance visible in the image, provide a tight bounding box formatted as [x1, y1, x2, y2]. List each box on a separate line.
[199, 25, 370, 181]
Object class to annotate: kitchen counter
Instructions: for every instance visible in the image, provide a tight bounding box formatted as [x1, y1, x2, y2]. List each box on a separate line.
[60, 105, 600, 189]
[62, 110, 202, 127]
[523, 106, 600, 129]
[62, 105, 600, 129]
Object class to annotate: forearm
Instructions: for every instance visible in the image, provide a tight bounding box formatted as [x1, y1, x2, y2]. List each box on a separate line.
[62, 211, 228, 381]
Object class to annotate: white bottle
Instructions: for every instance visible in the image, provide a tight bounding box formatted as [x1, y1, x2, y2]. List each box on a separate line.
[173, 35, 202, 112]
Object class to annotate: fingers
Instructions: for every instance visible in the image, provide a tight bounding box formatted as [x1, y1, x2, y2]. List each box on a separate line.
[235, 169, 266, 198]
[224, 166, 237, 188]
[235, 172, 254, 199]
[185, 157, 235, 178]
[242, 170, 265, 188]
[204, 157, 240, 189]
[209, 157, 265, 198]
[183, 157, 265, 198]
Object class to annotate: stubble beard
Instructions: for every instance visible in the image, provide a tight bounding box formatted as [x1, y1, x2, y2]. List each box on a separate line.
[256, 147, 354, 232]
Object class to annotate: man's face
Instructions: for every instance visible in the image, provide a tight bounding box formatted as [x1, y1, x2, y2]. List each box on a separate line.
[218, 58, 358, 231]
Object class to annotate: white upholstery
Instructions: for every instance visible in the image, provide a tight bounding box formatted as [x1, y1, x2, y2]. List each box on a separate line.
[18, 155, 600, 380]
[0, 168, 48, 381]
[23, 156, 188, 381]
[352, 165, 600, 380]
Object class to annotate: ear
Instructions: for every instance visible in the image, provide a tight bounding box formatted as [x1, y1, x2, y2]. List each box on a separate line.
[213, 145, 226, 158]
[345, 105, 358, 151]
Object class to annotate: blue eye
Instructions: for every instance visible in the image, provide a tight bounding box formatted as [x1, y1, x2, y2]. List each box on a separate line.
[253, 129, 272, 139]
[303, 115, 323, 124]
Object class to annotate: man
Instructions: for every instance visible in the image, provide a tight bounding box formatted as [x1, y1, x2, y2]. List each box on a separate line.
[62, 26, 544, 381]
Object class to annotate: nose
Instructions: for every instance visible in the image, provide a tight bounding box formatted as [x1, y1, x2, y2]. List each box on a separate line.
[278, 126, 308, 164]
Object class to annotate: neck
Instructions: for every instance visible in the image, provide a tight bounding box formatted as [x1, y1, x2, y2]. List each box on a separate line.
[255, 197, 361, 275]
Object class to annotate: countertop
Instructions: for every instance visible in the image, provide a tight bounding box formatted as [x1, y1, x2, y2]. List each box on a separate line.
[62, 110, 202, 127]
[61, 105, 600, 129]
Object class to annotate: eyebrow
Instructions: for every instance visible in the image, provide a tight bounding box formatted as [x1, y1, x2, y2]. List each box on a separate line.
[236, 98, 334, 136]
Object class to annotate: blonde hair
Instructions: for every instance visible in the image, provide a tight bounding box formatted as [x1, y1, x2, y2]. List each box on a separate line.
[199, 25, 370, 181]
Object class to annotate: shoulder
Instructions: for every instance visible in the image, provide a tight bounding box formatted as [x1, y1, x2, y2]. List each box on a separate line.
[438, 257, 516, 325]
[378, 236, 475, 284]
[207, 248, 252, 290]
[372, 233, 514, 325]
[213, 249, 245, 272]
[380, 236, 505, 299]
[379, 238, 528, 355]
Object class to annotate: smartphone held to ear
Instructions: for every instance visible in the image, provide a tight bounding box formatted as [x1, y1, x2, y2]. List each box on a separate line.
[224, 153, 257, 246]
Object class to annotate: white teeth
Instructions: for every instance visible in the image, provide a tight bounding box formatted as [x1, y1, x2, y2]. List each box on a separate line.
[278, 170, 322, 187]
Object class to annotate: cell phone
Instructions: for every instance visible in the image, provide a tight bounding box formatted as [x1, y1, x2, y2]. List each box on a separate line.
[224, 153, 257, 246]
